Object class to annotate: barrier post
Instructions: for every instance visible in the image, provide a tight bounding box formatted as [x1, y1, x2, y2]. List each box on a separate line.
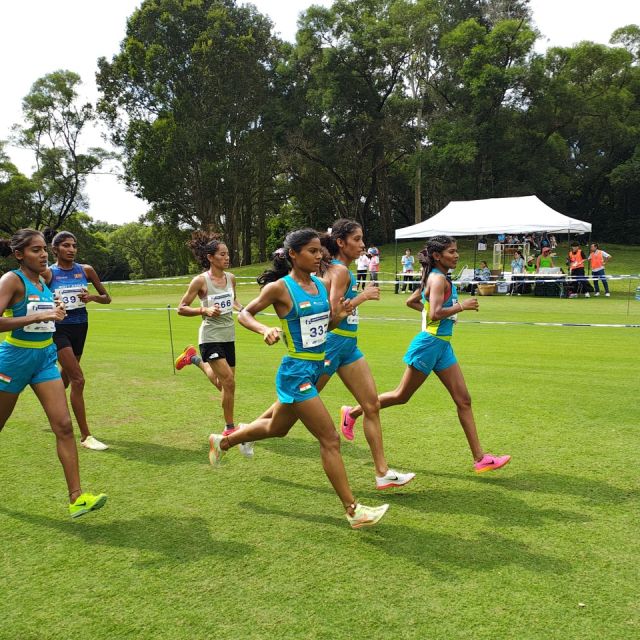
[167, 304, 176, 374]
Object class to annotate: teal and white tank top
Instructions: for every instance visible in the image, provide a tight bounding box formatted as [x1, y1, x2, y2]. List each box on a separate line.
[3, 270, 56, 348]
[280, 275, 330, 361]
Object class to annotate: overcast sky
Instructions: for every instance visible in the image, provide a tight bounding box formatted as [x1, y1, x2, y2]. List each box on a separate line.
[1, 0, 637, 225]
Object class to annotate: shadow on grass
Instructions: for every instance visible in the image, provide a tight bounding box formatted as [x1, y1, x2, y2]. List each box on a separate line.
[256, 436, 372, 462]
[361, 525, 571, 579]
[105, 439, 202, 466]
[238, 502, 570, 579]
[239, 501, 345, 530]
[425, 470, 637, 505]
[259, 476, 588, 527]
[0, 507, 252, 566]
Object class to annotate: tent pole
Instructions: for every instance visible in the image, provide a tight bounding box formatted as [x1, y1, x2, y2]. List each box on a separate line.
[394, 238, 398, 294]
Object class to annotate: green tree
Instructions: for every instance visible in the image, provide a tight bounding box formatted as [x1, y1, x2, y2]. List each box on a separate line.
[96, 0, 282, 264]
[0, 142, 37, 234]
[10, 70, 113, 231]
[284, 0, 417, 242]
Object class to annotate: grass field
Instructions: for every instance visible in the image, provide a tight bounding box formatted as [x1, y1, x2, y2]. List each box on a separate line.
[1, 244, 639, 639]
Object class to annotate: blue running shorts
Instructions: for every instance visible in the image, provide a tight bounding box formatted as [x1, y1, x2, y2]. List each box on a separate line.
[403, 332, 457, 376]
[0, 342, 61, 393]
[322, 333, 364, 378]
[276, 357, 325, 404]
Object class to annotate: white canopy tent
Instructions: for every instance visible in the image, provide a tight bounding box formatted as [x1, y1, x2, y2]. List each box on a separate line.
[394, 195, 591, 239]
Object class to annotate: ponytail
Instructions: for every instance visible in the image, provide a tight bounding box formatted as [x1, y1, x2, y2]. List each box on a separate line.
[257, 228, 319, 287]
[0, 229, 45, 260]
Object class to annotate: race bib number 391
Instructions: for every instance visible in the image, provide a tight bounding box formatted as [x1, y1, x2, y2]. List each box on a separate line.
[55, 286, 86, 311]
[300, 311, 329, 348]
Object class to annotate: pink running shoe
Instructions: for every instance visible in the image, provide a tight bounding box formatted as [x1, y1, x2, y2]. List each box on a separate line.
[340, 406, 356, 441]
[474, 453, 511, 474]
[175, 345, 197, 370]
[222, 427, 236, 437]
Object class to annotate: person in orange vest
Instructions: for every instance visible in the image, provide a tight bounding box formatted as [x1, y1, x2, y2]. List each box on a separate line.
[568, 242, 590, 297]
[587, 243, 612, 297]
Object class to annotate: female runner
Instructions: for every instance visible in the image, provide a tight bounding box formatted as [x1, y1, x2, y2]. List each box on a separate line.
[0, 229, 107, 517]
[44, 231, 112, 450]
[345, 235, 511, 473]
[175, 235, 251, 454]
[208, 228, 389, 528]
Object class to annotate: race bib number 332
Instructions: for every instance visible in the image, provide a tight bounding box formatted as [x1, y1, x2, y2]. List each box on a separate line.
[300, 311, 329, 348]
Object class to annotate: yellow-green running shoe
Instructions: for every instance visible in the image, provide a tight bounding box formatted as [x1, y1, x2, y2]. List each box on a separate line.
[346, 502, 389, 529]
[69, 493, 108, 518]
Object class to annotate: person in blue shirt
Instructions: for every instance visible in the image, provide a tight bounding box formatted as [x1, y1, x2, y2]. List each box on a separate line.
[400, 248, 416, 292]
[0, 229, 107, 517]
[44, 231, 112, 451]
[347, 235, 511, 474]
[208, 228, 389, 528]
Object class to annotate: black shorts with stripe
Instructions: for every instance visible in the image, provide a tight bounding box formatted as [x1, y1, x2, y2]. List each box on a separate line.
[199, 342, 236, 367]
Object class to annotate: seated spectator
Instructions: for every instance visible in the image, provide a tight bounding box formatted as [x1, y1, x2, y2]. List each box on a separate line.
[549, 234, 557, 249]
[470, 260, 491, 294]
[536, 247, 554, 272]
[525, 255, 536, 274]
[540, 233, 551, 249]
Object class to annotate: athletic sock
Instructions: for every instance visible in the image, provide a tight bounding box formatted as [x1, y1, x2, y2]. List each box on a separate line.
[226, 423, 235, 430]
[190, 355, 202, 366]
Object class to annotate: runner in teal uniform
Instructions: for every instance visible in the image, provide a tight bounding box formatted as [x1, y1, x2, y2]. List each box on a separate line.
[243, 220, 415, 489]
[45, 231, 112, 451]
[320, 220, 414, 489]
[0, 229, 107, 517]
[208, 228, 389, 528]
[348, 235, 511, 474]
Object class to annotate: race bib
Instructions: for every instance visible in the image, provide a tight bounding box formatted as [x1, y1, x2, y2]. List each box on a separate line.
[300, 311, 329, 348]
[207, 292, 233, 315]
[55, 286, 86, 311]
[346, 307, 359, 325]
[24, 301, 56, 333]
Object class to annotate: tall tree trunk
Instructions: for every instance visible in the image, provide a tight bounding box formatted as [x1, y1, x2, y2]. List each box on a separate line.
[242, 196, 252, 266]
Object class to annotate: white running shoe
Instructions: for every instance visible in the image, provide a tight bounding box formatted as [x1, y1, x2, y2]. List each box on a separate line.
[346, 503, 389, 529]
[375, 469, 416, 490]
[81, 436, 109, 451]
[234, 423, 254, 458]
[239, 442, 254, 458]
[594, 292, 600, 297]
[605, 292, 611, 297]
[585, 292, 590, 298]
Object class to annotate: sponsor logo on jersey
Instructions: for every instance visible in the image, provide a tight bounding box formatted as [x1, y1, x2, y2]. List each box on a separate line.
[299, 301, 311, 309]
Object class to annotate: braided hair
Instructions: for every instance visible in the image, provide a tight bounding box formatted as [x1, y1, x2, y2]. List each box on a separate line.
[418, 235, 456, 291]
